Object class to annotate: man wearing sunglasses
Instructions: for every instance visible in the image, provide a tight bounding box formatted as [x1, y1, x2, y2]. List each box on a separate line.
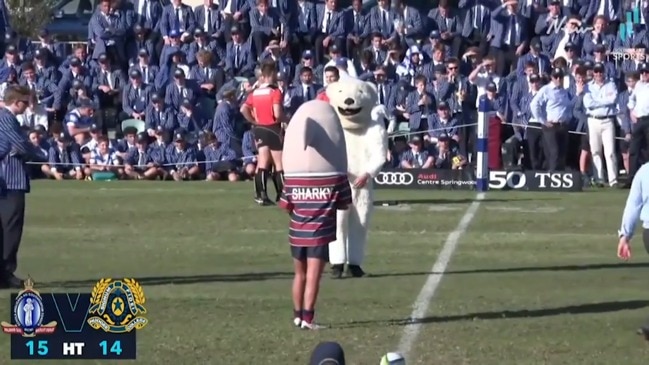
[0, 85, 46, 289]
[530, 67, 573, 172]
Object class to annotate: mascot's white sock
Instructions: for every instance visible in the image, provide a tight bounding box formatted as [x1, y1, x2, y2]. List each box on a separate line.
[326, 79, 388, 267]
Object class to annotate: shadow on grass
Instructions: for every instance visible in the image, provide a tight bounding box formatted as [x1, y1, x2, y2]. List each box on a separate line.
[445, 262, 649, 274]
[336, 300, 649, 328]
[373, 197, 558, 206]
[366, 262, 649, 278]
[44, 272, 295, 288]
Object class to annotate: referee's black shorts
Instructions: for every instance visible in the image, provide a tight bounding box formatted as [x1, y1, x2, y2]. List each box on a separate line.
[253, 124, 283, 151]
[291, 245, 329, 261]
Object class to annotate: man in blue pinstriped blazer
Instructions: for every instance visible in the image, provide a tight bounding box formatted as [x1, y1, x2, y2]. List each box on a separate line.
[0, 85, 47, 289]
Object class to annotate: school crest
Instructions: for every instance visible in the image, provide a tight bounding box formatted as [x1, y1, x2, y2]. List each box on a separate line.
[1, 277, 57, 337]
[87, 278, 148, 333]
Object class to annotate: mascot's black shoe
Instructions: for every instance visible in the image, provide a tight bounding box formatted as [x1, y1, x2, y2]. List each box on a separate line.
[346, 265, 366, 278]
[331, 264, 344, 279]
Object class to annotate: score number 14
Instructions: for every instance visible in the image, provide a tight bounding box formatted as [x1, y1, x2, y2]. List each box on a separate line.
[99, 340, 123, 355]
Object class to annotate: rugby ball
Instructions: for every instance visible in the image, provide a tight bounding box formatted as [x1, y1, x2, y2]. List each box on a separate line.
[379, 352, 405, 365]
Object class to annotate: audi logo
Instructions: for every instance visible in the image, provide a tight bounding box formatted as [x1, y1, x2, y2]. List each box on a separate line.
[374, 172, 415, 185]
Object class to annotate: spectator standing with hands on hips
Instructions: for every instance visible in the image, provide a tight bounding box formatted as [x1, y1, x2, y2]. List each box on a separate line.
[530, 67, 573, 172]
[582, 63, 619, 187]
[0, 85, 47, 289]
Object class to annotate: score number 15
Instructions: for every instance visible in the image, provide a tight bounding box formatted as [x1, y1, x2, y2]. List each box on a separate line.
[26, 340, 49, 356]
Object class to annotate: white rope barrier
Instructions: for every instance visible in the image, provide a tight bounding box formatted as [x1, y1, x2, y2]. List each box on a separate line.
[22, 118, 629, 169]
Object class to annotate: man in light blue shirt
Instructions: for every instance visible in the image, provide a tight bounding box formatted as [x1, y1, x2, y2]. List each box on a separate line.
[618, 161, 649, 339]
[582, 63, 618, 187]
[530, 67, 573, 171]
[626, 73, 649, 187]
[617, 162, 649, 260]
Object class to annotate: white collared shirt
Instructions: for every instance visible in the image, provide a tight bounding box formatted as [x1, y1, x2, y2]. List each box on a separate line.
[469, 72, 500, 108]
[322, 10, 331, 32]
[173, 6, 183, 22]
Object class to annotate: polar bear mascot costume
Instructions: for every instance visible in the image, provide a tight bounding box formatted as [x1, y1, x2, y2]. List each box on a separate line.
[326, 78, 389, 278]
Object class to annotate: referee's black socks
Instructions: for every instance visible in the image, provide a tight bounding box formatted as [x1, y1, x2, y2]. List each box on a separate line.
[272, 170, 284, 202]
[254, 169, 270, 199]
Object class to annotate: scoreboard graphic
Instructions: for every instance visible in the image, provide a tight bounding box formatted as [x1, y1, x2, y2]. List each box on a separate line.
[2, 277, 148, 360]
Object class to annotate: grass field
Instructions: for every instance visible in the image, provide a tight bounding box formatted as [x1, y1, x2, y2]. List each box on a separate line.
[1, 181, 649, 365]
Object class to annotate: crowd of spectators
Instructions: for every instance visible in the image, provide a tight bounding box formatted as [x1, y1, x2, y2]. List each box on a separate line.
[2, 0, 647, 186]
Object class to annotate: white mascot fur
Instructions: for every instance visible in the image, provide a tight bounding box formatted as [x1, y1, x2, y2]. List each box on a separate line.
[326, 78, 388, 278]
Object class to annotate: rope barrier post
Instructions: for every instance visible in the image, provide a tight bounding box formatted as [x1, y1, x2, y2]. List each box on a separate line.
[476, 97, 491, 192]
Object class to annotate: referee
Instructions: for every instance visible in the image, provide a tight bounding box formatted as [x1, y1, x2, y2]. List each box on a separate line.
[626, 79, 649, 188]
[0, 85, 46, 289]
[240, 61, 286, 205]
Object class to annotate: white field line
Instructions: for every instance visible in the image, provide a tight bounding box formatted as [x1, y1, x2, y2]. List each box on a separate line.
[397, 193, 485, 358]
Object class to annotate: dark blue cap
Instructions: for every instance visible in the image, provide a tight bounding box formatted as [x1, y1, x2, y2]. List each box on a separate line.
[486, 82, 497, 91]
[89, 123, 99, 132]
[429, 30, 440, 39]
[302, 50, 313, 59]
[551, 67, 564, 77]
[38, 29, 49, 37]
[98, 53, 109, 63]
[71, 79, 83, 89]
[129, 69, 142, 78]
[169, 29, 180, 38]
[70, 57, 81, 66]
[5, 45, 16, 54]
[181, 98, 192, 107]
[78, 99, 94, 109]
[151, 93, 162, 102]
[56, 132, 71, 142]
[138, 48, 149, 56]
[335, 57, 348, 67]
[174, 131, 185, 141]
[309, 342, 346, 365]
[136, 132, 148, 143]
[174, 68, 185, 77]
